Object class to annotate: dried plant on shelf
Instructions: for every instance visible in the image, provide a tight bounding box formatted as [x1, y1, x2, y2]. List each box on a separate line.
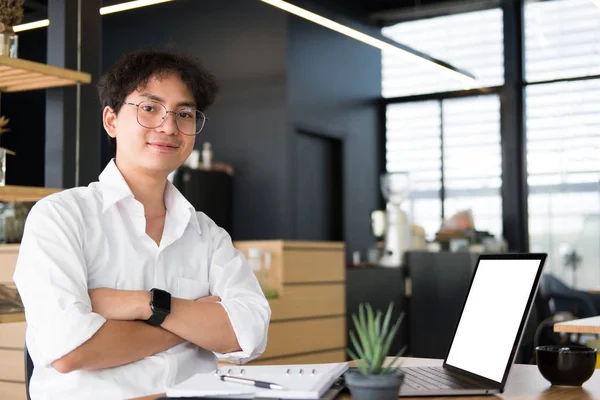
[0, 115, 9, 134]
[0, 115, 15, 155]
[0, 0, 24, 32]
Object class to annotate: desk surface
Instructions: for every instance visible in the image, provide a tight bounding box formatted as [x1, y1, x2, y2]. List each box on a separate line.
[554, 315, 600, 334]
[131, 357, 600, 400]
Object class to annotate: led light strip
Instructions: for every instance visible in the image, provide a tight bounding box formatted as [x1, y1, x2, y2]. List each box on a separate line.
[259, 0, 476, 87]
[99, 0, 174, 16]
[13, 19, 50, 33]
[13, 0, 174, 32]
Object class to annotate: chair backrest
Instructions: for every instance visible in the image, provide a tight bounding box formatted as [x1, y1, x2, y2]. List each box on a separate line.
[541, 273, 598, 318]
[24, 345, 33, 400]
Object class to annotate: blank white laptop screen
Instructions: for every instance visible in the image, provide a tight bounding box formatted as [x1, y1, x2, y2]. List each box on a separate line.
[445, 258, 541, 383]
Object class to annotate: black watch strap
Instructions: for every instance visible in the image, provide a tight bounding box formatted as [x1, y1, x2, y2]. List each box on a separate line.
[146, 288, 171, 327]
[147, 310, 168, 326]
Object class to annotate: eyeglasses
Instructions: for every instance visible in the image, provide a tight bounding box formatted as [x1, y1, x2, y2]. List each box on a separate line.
[122, 100, 207, 136]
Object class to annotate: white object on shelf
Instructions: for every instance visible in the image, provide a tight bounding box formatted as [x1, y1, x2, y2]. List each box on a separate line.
[184, 149, 200, 169]
[202, 142, 212, 169]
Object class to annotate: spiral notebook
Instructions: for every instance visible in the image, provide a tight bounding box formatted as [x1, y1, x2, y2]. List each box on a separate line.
[166, 362, 349, 399]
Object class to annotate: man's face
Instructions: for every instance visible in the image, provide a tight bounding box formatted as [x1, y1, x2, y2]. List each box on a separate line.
[104, 73, 197, 176]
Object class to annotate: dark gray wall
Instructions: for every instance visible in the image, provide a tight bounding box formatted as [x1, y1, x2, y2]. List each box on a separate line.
[102, 0, 288, 240]
[286, 16, 381, 260]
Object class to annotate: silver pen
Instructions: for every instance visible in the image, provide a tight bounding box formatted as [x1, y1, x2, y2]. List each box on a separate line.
[219, 375, 285, 390]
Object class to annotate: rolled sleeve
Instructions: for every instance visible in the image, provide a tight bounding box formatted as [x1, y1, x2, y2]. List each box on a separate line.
[215, 299, 269, 363]
[13, 199, 106, 367]
[203, 214, 271, 364]
[31, 302, 106, 367]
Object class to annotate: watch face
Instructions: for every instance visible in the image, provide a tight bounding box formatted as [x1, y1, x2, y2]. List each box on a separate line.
[151, 289, 171, 313]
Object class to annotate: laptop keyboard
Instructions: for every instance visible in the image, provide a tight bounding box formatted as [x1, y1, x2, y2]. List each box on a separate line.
[399, 366, 483, 390]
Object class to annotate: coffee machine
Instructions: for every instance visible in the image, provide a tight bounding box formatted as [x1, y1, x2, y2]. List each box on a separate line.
[378, 172, 412, 268]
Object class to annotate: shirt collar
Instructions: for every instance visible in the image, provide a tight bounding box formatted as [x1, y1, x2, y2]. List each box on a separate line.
[164, 180, 202, 236]
[98, 160, 201, 236]
[99, 160, 135, 213]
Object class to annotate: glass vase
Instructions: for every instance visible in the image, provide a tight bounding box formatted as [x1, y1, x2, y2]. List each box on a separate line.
[0, 31, 18, 58]
[0, 148, 6, 186]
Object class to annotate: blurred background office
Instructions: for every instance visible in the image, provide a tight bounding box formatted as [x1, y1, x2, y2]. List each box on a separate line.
[0, 2, 600, 397]
[3, 0, 600, 291]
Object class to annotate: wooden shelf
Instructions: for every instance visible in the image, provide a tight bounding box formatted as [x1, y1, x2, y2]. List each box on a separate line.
[0, 312, 24, 324]
[0, 56, 91, 92]
[0, 185, 61, 202]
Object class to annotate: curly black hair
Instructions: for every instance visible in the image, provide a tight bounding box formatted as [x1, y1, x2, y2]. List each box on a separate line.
[97, 49, 219, 156]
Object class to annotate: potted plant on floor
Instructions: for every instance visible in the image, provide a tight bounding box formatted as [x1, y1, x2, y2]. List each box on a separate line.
[345, 302, 406, 400]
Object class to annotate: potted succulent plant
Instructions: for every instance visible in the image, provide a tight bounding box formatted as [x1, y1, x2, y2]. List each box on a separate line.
[0, 0, 24, 57]
[345, 303, 406, 400]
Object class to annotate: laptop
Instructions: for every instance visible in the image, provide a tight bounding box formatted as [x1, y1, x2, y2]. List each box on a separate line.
[398, 253, 547, 397]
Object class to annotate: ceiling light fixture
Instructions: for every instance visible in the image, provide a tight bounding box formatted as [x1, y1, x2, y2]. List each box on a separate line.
[100, 0, 174, 15]
[13, 19, 50, 33]
[11, 0, 173, 33]
[259, 0, 476, 87]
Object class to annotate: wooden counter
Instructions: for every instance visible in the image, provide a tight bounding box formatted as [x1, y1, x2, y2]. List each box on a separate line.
[0, 313, 24, 324]
[554, 315, 600, 335]
[0, 243, 26, 399]
[232, 240, 346, 365]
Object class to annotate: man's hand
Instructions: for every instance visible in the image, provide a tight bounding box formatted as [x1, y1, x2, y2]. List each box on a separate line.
[89, 288, 150, 321]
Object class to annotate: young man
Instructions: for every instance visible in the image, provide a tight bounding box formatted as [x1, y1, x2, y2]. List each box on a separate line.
[13, 49, 270, 399]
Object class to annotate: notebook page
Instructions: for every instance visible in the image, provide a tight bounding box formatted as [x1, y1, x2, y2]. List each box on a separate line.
[166, 362, 349, 399]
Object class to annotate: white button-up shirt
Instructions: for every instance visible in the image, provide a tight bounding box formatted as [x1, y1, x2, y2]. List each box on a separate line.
[13, 160, 271, 400]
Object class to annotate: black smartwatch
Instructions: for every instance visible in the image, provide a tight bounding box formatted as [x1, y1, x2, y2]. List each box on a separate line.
[147, 288, 171, 326]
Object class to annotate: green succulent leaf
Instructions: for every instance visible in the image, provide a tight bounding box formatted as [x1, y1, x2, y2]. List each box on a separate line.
[366, 304, 375, 345]
[347, 348, 368, 375]
[352, 313, 371, 360]
[374, 311, 382, 338]
[382, 346, 407, 374]
[370, 338, 387, 374]
[348, 302, 406, 375]
[349, 331, 366, 360]
[381, 312, 405, 358]
[380, 302, 394, 338]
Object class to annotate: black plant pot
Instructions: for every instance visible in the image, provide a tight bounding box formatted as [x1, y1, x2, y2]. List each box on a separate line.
[344, 369, 405, 400]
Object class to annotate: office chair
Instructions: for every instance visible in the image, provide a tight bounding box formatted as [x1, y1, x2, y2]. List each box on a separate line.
[516, 288, 573, 364]
[520, 273, 599, 364]
[541, 273, 598, 318]
[24, 344, 33, 400]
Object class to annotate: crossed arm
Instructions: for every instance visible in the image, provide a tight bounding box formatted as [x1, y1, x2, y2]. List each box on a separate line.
[51, 290, 241, 374]
[15, 201, 267, 375]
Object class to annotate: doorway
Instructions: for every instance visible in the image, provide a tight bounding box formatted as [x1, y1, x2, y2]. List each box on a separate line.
[294, 130, 344, 241]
